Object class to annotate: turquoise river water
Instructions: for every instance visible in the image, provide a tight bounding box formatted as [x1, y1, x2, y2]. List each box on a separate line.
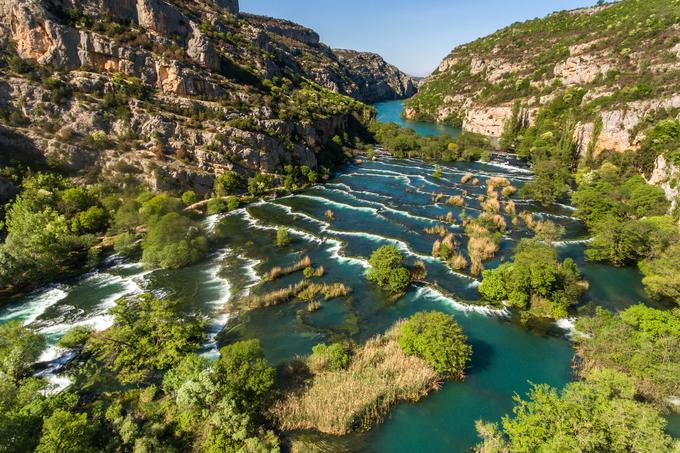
[0, 99, 677, 451]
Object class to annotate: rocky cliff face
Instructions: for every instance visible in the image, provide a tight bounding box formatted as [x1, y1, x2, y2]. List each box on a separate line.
[240, 15, 417, 104]
[406, 0, 680, 156]
[333, 49, 417, 103]
[0, 0, 411, 194]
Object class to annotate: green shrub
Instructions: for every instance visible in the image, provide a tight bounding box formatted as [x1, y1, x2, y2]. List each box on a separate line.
[214, 172, 242, 196]
[398, 312, 471, 379]
[141, 213, 208, 269]
[479, 239, 586, 319]
[366, 245, 411, 294]
[181, 191, 198, 205]
[309, 342, 352, 372]
[113, 232, 140, 258]
[276, 227, 290, 247]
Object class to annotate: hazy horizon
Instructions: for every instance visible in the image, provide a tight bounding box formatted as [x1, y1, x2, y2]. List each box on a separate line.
[240, 0, 599, 77]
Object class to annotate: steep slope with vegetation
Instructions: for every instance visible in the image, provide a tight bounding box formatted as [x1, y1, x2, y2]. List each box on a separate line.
[406, 0, 680, 202]
[0, 0, 415, 200]
[406, 0, 680, 151]
[0, 0, 420, 296]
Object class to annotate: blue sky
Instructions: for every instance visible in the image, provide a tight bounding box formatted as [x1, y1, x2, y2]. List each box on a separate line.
[240, 0, 596, 76]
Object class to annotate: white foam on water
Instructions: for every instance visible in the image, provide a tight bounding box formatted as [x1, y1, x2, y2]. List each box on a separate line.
[201, 249, 233, 358]
[240, 255, 262, 296]
[553, 238, 593, 248]
[295, 194, 381, 216]
[38, 267, 152, 337]
[204, 213, 222, 232]
[555, 317, 577, 338]
[242, 208, 325, 245]
[312, 187, 440, 226]
[35, 348, 77, 395]
[534, 212, 580, 221]
[345, 171, 412, 184]
[415, 286, 509, 317]
[554, 202, 577, 212]
[325, 239, 370, 270]
[325, 182, 391, 200]
[480, 160, 534, 175]
[0, 285, 69, 326]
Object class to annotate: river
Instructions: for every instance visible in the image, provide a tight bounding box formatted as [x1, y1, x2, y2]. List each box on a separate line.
[0, 99, 677, 451]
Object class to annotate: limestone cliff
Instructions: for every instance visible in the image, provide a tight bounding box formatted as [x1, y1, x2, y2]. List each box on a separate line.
[333, 49, 417, 103]
[406, 0, 680, 156]
[0, 0, 411, 194]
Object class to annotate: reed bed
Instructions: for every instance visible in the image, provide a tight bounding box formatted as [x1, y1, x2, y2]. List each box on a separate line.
[267, 256, 312, 281]
[488, 176, 510, 187]
[481, 197, 500, 214]
[465, 222, 501, 276]
[432, 192, 445, 204]
[244, 280, 311, 309]
[445, 195, 466, 207]
[272, 324, 441, 435]
[504, 200, 517, 216]
[502, 185, 517, 198]
[424, 224, 449, 237]
[448, 253, 469, 271]
[297, 283, 352, 303]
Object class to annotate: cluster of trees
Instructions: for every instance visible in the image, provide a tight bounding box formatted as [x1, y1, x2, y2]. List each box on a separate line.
[574, 305, 680, 410]
[479, 239, 586, 319]
[112, 192, 209, 269]
[0, 174, 109, 293]
[0, 172, 215, 295]
[506, 89, 586, 205]
[571, 149, 679, 304]
[369, 121, 493, 162]
[0, 293, 280, 452]
[477, 304, 680, 451]
[398, 311, 471, 379]
[475, 368, 679, 452]
[366, 245, 412, 295]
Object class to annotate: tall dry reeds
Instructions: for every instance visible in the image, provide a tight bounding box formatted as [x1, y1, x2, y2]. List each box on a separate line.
[272, 324, 441, 435]
[267, 256, 312, 281]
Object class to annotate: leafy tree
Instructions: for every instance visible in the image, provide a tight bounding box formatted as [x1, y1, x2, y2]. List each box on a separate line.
[201, 399, 279, 453]
[36, 410, 95, 453]
[639, 242, 680, 303]
[575, 306, 680, 408]
[367, 245, 411, 294]
[0, 321, 46, 380]
[214, 172, 242, 196]
[247, 173, 272, 195]
[475, 369, 677, 453]
[309, 342, 352, 372]
[276, 227, 290, 247]
[87, 294, 205, 384]
[479, 239, 585, 319]
[0, 376, 50, 453]
[141, 212, 208, 269]
[398, 311, 471, 379]
[213, 340, 276, 416]
[138, 193, 183, 224]
[181, 190, 198, 205]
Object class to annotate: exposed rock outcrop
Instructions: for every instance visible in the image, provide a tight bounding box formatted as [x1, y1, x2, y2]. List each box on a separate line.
[406, 0, 680, 154]
[0, 0, 395, 195]
[333, 49, 417, 103]
[648, 154, 680, 211]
